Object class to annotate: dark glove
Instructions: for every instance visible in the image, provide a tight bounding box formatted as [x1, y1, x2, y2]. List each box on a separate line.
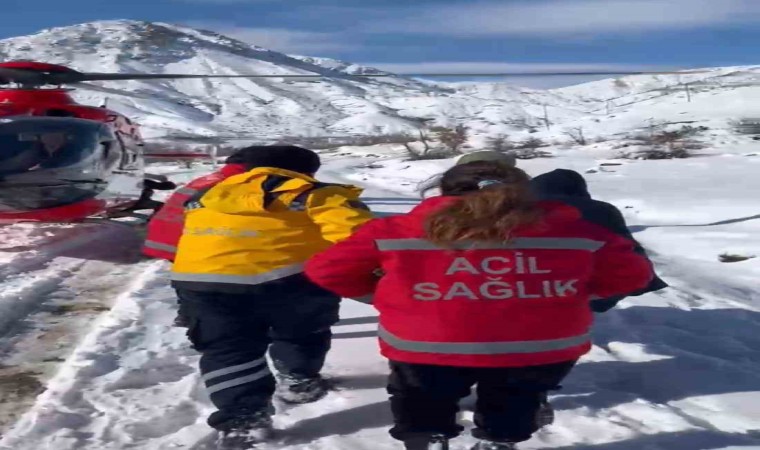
[590, 296, 624, 313]
[144, 179, 178, 190]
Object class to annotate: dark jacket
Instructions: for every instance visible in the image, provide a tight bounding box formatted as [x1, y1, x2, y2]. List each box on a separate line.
[530, 169, 668, 312]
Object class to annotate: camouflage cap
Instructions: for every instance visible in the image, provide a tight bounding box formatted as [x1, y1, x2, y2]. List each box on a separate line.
[456, 151, 517, 167]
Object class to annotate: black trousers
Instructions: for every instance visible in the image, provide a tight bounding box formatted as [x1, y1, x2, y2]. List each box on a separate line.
[387, 359, 577, 443]
[177, 282, 340, 431]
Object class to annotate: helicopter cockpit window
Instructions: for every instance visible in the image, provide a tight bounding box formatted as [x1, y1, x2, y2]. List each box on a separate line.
[0, 120, 103, 175]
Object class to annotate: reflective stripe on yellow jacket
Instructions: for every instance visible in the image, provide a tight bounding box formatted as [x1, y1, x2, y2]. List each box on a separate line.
[170, 167, 373, 291]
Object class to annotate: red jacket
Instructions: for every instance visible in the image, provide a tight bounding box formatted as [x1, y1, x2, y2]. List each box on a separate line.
[142, 164, 247, 261]
[305, 197, 653, 368]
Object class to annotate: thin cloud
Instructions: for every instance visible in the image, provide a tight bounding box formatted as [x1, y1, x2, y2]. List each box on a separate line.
[364, 0, 760, 37]
[186, 22, 356, 54]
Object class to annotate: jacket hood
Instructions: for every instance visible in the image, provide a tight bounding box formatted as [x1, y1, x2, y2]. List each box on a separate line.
[199, 167, 362, 215]
[531, 169, 591, 199]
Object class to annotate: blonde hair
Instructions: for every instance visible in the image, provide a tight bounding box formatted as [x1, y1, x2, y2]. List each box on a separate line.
[424, 162, 541, 245]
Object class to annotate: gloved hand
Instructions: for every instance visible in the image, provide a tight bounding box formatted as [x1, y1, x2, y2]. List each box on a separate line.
[590, 296, 624, 313]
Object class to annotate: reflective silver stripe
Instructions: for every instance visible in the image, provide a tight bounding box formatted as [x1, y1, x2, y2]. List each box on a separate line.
[177, 186, 199, 196]
[378, 326, 590, 355]
[351, 294, 374, 304]
[144, 241, 177, 253]
[376, 238, 604, 252]
[202, 357, 267, 383]
[171, 263, 305, 285]
[206, 367, 271, 395]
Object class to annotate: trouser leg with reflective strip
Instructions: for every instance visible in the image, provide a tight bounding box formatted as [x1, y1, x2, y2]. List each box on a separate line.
[268, 291, 339, 379]
[178, 289, 275, 431]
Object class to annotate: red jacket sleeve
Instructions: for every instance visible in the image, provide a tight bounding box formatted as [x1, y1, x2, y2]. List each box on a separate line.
[305, 220, 384, 300]
[589, 231, 654, 299]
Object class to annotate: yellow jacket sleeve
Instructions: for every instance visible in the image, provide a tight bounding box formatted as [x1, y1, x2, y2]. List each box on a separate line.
[306, 186, 374, 243]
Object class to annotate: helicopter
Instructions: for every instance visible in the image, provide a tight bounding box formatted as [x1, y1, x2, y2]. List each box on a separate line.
[0, 60, 704, 225]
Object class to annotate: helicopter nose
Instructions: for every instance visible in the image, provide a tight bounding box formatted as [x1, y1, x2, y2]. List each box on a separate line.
[0, 171, 103, 213]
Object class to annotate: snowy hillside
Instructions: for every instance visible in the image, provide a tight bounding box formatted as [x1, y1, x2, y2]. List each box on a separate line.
[2, 20, 757, 145]
[1, 150, 760, 449]
[0, 20, 441, 139]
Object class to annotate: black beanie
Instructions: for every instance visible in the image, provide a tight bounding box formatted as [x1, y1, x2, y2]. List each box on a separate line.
[225, 145, 321, 174]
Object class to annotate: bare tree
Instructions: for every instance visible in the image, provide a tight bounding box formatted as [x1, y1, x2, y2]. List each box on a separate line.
[432, 125, 469, 154]
[485, 134, 513, 152]
[732, 118, 760, 136]
[403, 130, 435, 159]
[563, 127, 587, 146]
[518, 137, 547, 150]
[542, 104, 551, 131]
[623, 124, 706, 159]
[512, 138, 551, 159]
[402, 126, 470, 160]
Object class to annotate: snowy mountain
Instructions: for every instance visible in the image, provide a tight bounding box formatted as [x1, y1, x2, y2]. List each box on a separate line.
[0, 20, 445, 139]
[0, 19, 759, 156]
[3, 20, 756, 146]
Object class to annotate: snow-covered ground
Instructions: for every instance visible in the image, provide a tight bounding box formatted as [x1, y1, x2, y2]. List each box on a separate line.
[1, 145, 759, 449]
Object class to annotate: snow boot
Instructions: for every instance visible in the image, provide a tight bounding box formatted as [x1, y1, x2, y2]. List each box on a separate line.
[276, 375, 330, 404]
[216, 413, 274, 449]
[471, 440, 517, 450]
[536, 394, 555, 428]
[403, 434, 450, 450]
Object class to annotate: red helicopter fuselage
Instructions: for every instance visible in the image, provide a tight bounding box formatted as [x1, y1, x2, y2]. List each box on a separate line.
[0, 62, 208, 224]
[0, 88, 146, 223]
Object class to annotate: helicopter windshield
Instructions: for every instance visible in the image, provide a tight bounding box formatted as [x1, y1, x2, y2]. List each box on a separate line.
[0, 118, 107, 176]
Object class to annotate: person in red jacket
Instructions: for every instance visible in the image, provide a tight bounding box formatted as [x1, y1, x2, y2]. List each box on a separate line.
[305, 162, 653, 450]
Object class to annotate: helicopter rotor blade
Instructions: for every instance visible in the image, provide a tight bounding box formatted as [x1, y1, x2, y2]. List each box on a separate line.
[69, 69, 713, 82]
[78, 73, 344, 82]
[0, 62, 712, 86]
[76, 70, 707, 82]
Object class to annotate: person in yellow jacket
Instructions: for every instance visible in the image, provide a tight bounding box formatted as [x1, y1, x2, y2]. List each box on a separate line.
[170, 145, 372, 448]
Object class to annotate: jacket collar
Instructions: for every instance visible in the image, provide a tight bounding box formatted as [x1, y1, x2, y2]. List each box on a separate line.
[408, 196, 460, 217]
[245, 167, 318, 182]
[219, 164, 248, 177]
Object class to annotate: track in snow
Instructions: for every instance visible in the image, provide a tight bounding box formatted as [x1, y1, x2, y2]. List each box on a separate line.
[0, 220, 158, 435]
[2, 158, 760, 449]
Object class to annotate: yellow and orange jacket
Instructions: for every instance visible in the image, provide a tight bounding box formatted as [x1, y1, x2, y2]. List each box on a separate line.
[170, 167, 373, 293]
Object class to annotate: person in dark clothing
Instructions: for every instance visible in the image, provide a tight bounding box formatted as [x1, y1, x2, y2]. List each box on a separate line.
[530, 169, 668, 312]
[179, 281, 340, 424]
[387, 361, 576, 449]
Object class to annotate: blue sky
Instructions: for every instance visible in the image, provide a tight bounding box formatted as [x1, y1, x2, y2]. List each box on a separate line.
[2, 0, 760, 87]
